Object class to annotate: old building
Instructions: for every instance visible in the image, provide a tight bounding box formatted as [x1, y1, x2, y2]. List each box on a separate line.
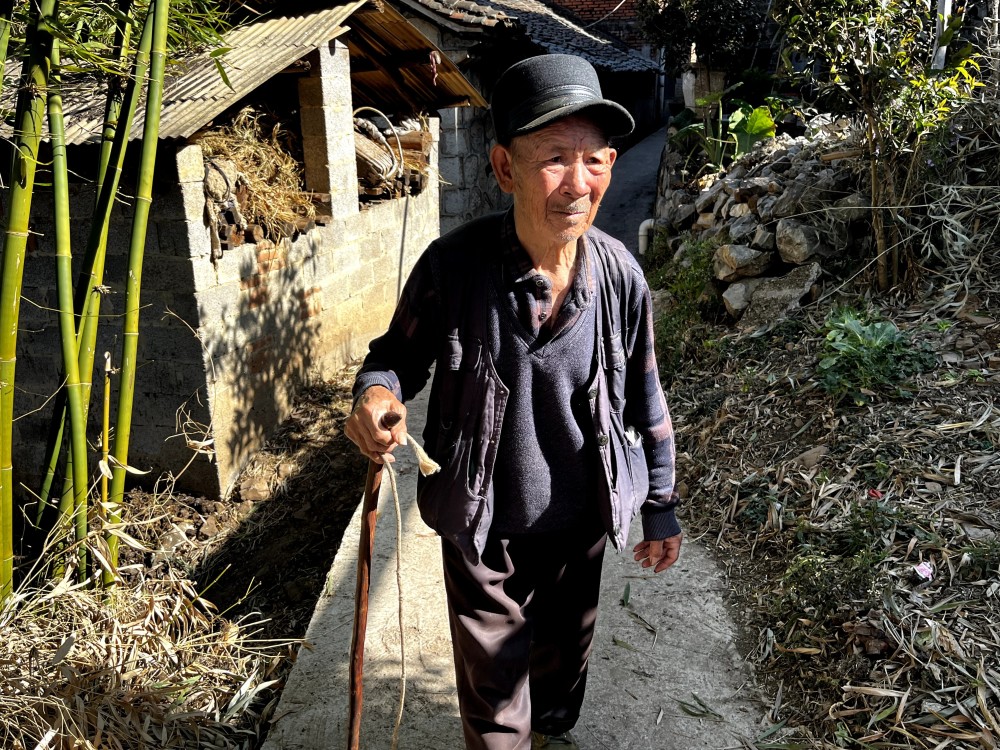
[11, 2, 484, 499]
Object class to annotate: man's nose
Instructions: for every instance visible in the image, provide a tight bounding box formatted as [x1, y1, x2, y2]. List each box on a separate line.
[561, 159, 590, 196]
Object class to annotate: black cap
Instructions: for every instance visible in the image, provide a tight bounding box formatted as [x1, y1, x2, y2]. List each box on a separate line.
[490, 54, 635, 145]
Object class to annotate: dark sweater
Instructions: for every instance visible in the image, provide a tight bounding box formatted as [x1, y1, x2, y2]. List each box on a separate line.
[489, 241, 600, 534]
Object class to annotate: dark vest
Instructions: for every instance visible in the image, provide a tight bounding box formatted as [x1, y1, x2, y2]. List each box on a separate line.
[418, 213, 649, 564]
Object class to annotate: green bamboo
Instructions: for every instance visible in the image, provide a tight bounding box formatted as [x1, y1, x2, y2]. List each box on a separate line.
[100, 351, 112, 587]
[94, 0, 135, 212]
[107, 0, 170, 575]
[48, 36, 90, 580]
[0, 0, 57, 604]
[37, 6, 153, 519]
[0, 0, 16, 102]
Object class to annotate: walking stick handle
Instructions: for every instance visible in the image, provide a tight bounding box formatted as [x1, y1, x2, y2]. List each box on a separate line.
[348, 459, 382, 750]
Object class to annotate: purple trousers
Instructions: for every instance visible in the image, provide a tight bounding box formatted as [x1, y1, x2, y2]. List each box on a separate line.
[441, 521, 608, 749]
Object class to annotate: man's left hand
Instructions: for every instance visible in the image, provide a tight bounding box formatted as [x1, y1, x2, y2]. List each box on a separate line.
[633, 534, 682, 573]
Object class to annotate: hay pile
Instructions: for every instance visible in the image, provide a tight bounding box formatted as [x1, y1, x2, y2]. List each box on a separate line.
[0, 554, 288, 749]
[196, 108, 315, 240]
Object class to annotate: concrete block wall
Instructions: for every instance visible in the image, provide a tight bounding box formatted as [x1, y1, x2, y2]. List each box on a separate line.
[11, 118, 441, 502]
[188, 117, 441, 497]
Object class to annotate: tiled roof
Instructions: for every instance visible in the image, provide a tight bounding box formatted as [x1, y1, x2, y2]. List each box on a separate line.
[396, 0, 657, 72]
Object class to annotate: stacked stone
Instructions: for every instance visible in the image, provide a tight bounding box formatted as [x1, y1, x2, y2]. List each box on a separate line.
[655, 127, 872, 331]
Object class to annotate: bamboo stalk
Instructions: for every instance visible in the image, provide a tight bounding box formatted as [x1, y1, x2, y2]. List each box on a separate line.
[37, 6, 153, 519]
[101, 352, 112, 587]
[107, 0, 170, 570]
[94, 0, 135, 213]
[0, 0, 15, 102]
[48, 36, 91, 580]
[0, 0, 57, 604]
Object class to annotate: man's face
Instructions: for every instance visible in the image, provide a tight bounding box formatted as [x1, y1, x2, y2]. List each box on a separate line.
[490, 116, 617, 252]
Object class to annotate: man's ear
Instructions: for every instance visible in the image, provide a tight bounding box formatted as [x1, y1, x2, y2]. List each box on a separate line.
[490, 143, 515, 194]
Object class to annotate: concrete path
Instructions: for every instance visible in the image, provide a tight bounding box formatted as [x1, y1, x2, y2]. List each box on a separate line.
[593, 126, 668, 256]
[262, 125, 766, 750]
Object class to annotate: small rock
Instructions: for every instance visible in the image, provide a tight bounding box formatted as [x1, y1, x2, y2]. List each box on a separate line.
[924, 481, 943, 494]
[277, 461, 297, 479]
[695, 179, 727, 213]
[834, 192, 871, 222]
[751, 226, 776, 251]
[722, 277, 766, 317]
[670, 202, 698, 230]
[729, 202, 751, 218]
[776, 218, 826, 264]
[728, 214, 759, 244]
[772, 180, 807, 218]
[241, 477, 271, 502]
[733, 176, 771, 201]
[714, 244, 773, 282]
[199, 515, 221, 539]
[791, 446, 829, 468]
[738, 263, 823, 331]
[756, 194, 779, 223]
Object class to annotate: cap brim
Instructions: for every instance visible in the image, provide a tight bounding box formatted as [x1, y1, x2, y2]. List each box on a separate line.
[510, 100, 635, 140]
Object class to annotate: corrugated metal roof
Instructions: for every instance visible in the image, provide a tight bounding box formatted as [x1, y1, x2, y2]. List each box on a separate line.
[14, 1, 486, 146]
[347, 2, 488, 113]
[63, 2, 365, 144]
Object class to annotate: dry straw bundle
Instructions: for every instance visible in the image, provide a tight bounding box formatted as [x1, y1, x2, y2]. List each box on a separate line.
[196, 107, 315, 240]
[0, 560, 286, 749]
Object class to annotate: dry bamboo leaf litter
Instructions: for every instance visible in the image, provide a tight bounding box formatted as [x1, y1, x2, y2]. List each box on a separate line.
[658, 94, 1000, 743]
[1, 521, 294, 750]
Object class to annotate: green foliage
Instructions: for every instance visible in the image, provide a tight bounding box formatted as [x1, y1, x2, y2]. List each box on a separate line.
[771, 0, 983, 288]
[670, 95, 777, 175]
[645, 232, 718, 376]
[817, 307, 936, 402]
[636, 0, 770, 76]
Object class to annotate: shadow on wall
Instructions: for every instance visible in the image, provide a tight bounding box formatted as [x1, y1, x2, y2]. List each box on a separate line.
[200, 232, 325, 499]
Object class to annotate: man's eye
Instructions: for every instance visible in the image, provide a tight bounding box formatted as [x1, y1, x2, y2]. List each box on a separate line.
[546, 155, 563, 163]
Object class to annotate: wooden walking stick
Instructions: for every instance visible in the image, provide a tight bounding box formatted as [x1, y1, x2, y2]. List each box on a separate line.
[348, 459, 382, 750]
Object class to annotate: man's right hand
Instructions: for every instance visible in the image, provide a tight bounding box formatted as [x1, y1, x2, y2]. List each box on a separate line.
[345, 385, 408, 463]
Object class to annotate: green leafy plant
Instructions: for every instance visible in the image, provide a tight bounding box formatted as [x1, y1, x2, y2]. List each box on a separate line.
[645, 232, 719, 377]
[636, 0, 770, 77]
[670, 93, 777, 175]
[772, 0, 983, 289]
[817, 307, 936, 402]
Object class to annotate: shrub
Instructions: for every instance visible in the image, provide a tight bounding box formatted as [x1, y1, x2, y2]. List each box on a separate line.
[817, 307, 936, 402]
[645, 232, 719, 377]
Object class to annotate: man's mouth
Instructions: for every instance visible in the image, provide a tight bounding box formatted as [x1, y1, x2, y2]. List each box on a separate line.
[558, 203, 590, 216]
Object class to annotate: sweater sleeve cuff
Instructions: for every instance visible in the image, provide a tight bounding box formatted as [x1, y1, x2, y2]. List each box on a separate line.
[641, 506, 681, 541]
[352, 371, 403, 409]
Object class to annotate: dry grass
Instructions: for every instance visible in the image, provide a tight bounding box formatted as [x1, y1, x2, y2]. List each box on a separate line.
[0, 531, 291, 750]
[196, 107, 315, 240]
[651, 85, 1000, 749]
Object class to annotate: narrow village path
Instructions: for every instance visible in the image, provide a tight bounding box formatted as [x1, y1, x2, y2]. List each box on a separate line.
[262, 126, 766, 750]
[593, 125, 669, 256]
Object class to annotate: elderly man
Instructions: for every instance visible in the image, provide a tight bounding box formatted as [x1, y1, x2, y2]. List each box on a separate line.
[345, 54, 682, 750]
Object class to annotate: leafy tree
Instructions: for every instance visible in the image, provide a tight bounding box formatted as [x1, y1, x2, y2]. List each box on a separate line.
[636, 0, 770, 76]
[772, 0, 982, 289]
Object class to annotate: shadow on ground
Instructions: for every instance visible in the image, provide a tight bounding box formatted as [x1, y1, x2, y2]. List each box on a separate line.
[192, 376, 369, 640]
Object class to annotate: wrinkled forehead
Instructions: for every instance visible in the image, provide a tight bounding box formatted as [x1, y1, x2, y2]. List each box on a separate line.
[510, 115, 612, 156]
